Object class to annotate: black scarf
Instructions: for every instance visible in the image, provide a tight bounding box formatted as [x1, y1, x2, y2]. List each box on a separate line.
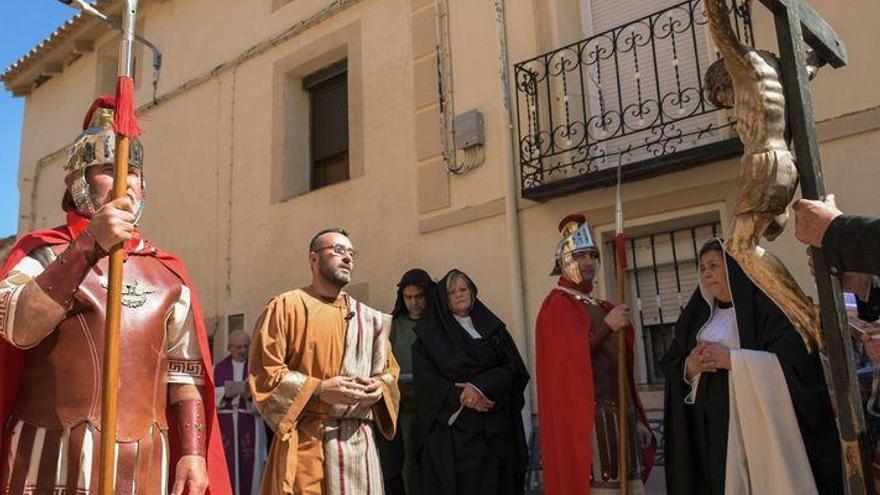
[413, 270, 529, 387]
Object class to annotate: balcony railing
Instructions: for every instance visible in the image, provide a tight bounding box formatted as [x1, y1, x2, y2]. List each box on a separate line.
[514, 0, 753, 199]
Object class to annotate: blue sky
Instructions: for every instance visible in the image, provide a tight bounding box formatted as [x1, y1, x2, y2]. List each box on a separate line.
[0, 2, 75, 238]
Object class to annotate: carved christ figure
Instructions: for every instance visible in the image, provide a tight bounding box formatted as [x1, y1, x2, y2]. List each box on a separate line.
[705, 0, 797, 246]
[703, 0, 823, 351]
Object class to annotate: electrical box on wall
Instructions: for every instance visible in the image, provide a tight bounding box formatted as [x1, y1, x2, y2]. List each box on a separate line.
[453, 109, 484, 149]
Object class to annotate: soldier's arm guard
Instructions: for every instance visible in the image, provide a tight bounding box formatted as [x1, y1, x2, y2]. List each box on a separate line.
[34, 232, 105, 309]
[1, 233, 104, 348]
[171, 399, 208, 457]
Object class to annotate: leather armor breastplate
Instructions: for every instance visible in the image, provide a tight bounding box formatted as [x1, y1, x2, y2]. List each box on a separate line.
[13, 248, 182, 442]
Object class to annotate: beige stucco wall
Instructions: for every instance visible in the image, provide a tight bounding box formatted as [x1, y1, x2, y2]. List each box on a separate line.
[749, 0, 880, 121]
[11, 0, 880, 399]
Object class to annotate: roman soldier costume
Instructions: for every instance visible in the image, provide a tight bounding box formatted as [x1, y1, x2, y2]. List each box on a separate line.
[535, 214, 656, 495]
[0, 98, 231, 495]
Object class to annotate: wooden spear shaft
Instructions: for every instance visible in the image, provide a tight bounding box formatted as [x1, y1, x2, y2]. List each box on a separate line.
[615, 164, 629, 495]
[616, 254, 629, 495]
[98, 2, 138, 493]
[97, 135, 130, 495]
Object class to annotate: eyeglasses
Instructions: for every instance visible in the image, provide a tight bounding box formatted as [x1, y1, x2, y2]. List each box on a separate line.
[314, 244, 359, 261]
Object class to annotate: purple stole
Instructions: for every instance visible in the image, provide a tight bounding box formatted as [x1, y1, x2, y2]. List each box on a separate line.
[214, 356, 257, 495]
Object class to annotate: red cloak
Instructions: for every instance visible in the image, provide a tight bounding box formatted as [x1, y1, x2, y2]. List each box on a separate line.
[0, 212, 232, 495]
[535, 277, 656, 495]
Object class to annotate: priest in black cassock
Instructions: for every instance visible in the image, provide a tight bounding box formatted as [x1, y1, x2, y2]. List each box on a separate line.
[661, 240, 843, 494]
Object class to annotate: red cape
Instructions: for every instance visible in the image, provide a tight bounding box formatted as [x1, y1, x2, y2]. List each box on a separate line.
[535, 278, 656, 495]
[0, 212, 232, 495]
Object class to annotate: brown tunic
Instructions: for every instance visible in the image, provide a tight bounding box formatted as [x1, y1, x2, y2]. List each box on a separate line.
[249, 288, 399, 495]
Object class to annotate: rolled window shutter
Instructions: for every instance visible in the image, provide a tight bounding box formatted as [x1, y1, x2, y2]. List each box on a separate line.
[310, 71, 349, 162]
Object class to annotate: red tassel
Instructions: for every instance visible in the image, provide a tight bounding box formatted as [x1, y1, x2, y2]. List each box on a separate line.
[614, 233, 628, 269]
[113, 76, 142, 138]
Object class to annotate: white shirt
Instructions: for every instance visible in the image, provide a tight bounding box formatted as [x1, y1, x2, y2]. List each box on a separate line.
[231, 359, 247, 408]
[232, 359, 245, 381]
[685, 305, 739, 404]
[454, 314, 482, 339]
[697, 306, 739, 349]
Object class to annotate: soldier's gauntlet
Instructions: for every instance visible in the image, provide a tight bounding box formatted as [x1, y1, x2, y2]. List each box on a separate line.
[5, 233, 105, 348]
[172, 399, 208, 457]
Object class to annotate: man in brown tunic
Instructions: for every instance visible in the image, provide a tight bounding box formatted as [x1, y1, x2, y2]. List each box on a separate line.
[249, 228, 399, 495]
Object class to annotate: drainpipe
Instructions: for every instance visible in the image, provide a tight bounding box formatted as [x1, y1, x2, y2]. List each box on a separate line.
[492, 0, 534, 427]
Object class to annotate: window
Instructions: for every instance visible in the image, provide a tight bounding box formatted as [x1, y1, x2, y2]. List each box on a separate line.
[305, 61, 349, 190]
[271, 24, 363, 202]
[227, 314, 245, 335]
[620, 221, 721, 384]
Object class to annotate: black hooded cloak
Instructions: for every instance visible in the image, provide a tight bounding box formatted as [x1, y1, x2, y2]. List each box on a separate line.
[412, 270, 530, 495]
[378, 268, 435, 494]
[660, 249, 843, 494]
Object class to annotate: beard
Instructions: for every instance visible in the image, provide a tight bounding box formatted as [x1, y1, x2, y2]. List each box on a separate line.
[579, 268, 595, 285]
[318, 259, 351, 287]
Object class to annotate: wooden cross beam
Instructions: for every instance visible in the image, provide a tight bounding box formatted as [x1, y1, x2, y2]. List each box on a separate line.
[757, 0, 848, 67]
[753, 1, 869, 494]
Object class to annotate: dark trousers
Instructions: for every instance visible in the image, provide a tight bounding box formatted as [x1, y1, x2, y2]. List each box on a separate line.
[378, 405, 419, 495]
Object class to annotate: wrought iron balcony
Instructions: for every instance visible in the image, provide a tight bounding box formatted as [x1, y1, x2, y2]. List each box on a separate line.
[514, 0, 753, 199]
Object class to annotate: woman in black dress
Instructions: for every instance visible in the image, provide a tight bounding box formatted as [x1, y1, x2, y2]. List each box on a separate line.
[662, 240, 843, 494]
[412, 269, 530, 495]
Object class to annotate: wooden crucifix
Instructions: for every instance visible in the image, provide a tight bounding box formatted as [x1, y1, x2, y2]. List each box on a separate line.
[705, 0, 867, 492]
[733, 1, 868, 493]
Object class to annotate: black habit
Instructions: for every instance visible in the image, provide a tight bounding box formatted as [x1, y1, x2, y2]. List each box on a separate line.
[660, 252, 843, 495]
[823, 214, 880, 276]
[412, 270, 530, 495]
